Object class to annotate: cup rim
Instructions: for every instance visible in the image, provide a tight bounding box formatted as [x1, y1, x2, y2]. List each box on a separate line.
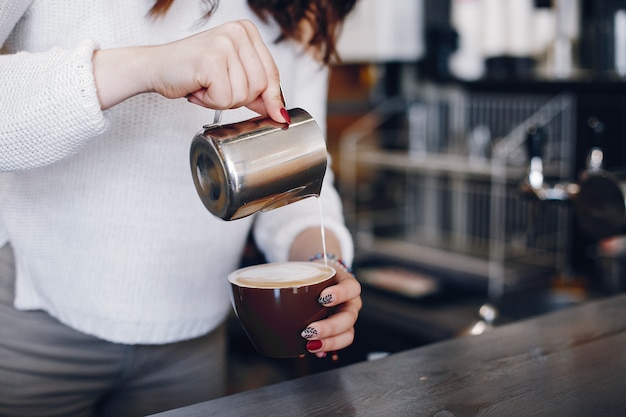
[227, 261, 336, 289]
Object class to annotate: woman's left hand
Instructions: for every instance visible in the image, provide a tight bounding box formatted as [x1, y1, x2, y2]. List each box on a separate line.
[301, 263, 362, 358]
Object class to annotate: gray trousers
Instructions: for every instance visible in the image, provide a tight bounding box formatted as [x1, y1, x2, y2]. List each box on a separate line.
[0, 244, 227, 417]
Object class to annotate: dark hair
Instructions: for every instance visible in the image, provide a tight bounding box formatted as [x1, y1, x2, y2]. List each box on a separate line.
[149, 0, 357, 64]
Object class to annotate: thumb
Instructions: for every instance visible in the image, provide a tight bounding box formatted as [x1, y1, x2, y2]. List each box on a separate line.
[246, 97, 290, 125]
[262, 80, 290, 124]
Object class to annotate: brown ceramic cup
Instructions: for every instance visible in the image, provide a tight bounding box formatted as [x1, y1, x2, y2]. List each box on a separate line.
[228, 262, 337, 358]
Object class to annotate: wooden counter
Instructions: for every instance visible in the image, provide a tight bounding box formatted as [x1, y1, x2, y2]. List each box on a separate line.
[153, 294, 626, 417]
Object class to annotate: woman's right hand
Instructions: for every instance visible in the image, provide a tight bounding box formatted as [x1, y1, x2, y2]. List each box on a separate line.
[92, 19, 288, 123]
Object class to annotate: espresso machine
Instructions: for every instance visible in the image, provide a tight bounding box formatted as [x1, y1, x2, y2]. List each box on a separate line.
[522, 117, 626, 292]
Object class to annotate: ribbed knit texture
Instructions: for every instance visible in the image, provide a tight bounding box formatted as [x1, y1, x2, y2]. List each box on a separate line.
[0, 0, 353, 344]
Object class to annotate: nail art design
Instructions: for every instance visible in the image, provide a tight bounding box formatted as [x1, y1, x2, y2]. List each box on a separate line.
[301, 327, 318, 339]
[318, 293, 334, 305]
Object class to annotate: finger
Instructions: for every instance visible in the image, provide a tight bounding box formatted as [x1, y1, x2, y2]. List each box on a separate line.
[190, 54, 254, 109]
[302, 304, 359, 342]
[238, 20, 286, 123]
[198, 53, 249, 109]
[244, 96, 268, 116]
[224, 55, 250, 106]
[191, 31, 236, 108]
[187, 89, 208, 107]
[235, 29, 268, 104]
[305, 329, 355, 355]
[189, 67, 233, 109]
[187, 22, 254, 109]
[317, 271, 362, 308]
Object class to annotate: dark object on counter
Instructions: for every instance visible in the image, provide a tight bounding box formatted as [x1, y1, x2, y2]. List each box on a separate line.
[574, 117, 626, 240]
[579, 0, 624, 75]
[521, 117, 626, 240]
[525, 124, 548, 161]
[153, 294, 626, 417]
[421, 25, 459, 82]
[485, 56, 536, 81]
[575, 169, 626, 239]
[420, 0, 457, 82]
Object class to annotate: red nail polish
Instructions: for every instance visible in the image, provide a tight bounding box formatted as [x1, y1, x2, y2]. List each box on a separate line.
[280, 108, 291, 124]
[306, 340, 323, 351]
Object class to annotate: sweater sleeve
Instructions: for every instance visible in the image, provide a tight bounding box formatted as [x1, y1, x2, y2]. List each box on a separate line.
[0, 0, 34, 44]
[252, 52, 354, 265]
[0, 39, 108, 171]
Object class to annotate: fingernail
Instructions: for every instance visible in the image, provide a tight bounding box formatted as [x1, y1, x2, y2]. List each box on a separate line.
[280, 107, 291, 124]
[301, 327, 318, 339]
[318, 293, 334, 305]
[306, 340, 323, 351]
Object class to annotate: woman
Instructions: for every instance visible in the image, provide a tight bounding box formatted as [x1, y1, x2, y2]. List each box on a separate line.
[0, 0, 361, 415]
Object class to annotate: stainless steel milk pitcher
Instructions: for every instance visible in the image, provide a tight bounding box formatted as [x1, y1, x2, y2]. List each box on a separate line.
[190, 108, 328, 221]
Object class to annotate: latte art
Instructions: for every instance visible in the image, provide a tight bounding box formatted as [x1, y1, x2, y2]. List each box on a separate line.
[228, 262, 335, 288]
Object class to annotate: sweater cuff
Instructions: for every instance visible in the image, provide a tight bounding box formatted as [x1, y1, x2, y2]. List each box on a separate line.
[0, 39, 108, 170]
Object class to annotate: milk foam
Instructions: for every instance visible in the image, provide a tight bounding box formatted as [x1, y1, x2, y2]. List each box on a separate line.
[229, 262, 335, 288]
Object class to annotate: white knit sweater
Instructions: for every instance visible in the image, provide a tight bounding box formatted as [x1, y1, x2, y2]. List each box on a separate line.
[0, 0, 353, 344]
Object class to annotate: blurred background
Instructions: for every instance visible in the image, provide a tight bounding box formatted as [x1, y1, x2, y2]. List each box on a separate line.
[228, 0, 626, 394]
